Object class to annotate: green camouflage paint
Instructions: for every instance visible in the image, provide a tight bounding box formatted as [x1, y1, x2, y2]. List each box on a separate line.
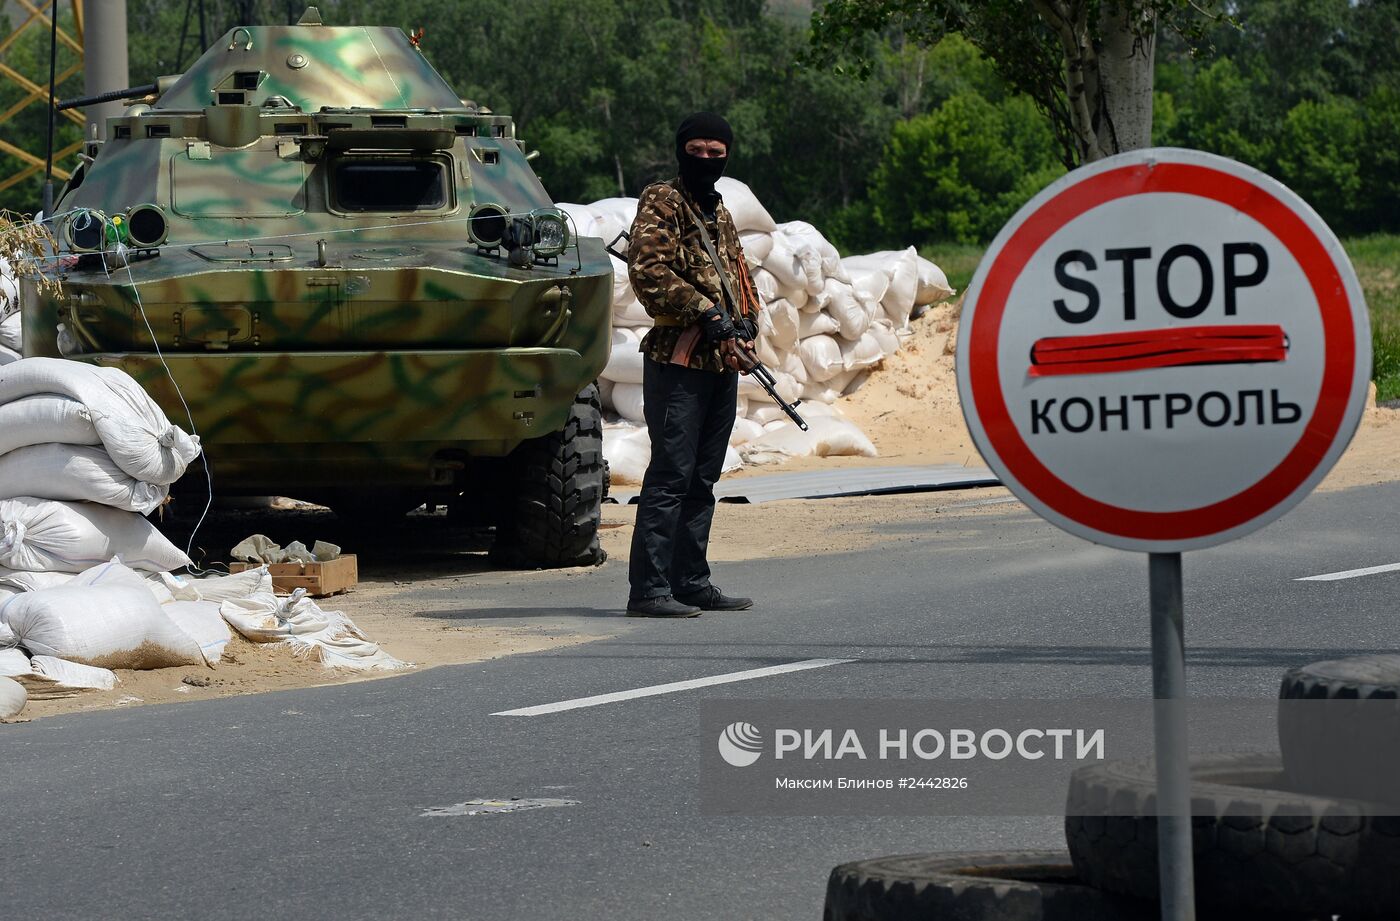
[22, 10, 611, 496]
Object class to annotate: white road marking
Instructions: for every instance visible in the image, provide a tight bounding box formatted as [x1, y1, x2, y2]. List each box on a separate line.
[492, 658, 855, 716]
[1297, 562, 1400, 582]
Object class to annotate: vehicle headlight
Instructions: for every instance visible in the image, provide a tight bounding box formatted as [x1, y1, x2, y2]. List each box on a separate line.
[532, 209, 569, 259]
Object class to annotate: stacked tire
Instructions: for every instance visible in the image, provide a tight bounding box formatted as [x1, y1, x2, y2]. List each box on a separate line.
[825, 654, 1400, 919]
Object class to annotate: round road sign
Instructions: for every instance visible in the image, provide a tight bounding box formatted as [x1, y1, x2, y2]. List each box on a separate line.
[956, 148, 1371, 552]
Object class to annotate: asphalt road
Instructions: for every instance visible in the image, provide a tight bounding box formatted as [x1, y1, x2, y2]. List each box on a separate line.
[2, 480, 1397, 920]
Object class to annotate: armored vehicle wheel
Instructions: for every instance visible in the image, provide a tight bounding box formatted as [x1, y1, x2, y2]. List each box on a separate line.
[823, 851, 1155, 921]
[490, 384, 607, 569]
[1279, 655, 1400, 804]
[1065, 754, 1400, 917]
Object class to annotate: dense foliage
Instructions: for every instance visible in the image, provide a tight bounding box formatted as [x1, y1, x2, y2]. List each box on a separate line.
[0, 0, 1393, 250]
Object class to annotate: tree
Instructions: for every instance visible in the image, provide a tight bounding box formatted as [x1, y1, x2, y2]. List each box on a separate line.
[809, 1, 1222, 164]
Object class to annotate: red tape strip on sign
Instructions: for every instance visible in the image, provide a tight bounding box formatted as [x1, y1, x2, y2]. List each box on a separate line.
[1028, 324, 1288, 377]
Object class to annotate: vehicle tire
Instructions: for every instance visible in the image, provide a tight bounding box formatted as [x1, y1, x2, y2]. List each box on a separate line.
[490, 383, 607, 568]
[1279, 655, 1400, 804]
[1065, 754, 1400, 917]
[823, 851, 1156, 921]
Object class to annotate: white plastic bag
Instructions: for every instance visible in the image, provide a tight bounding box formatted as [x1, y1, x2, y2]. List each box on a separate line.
[0, 497, 190, 573]
[0, 357, 199, 485]
[0, 395, 101, 458]
[0, 444, 168, 514]
[220, 590, 406, 671]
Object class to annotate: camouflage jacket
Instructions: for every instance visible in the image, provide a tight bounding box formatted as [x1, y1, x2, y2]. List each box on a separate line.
[628, 178, 758, 373]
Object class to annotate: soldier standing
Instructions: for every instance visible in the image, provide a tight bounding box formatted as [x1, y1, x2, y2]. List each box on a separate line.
[624, 112, 757, 618]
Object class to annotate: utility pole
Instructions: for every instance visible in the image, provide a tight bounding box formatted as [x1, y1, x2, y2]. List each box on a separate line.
[82, 0, 129, 141]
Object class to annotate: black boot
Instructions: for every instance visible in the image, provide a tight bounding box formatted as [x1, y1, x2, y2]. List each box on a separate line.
[626, 595, 703, 618]
[675, 586, 753, 611]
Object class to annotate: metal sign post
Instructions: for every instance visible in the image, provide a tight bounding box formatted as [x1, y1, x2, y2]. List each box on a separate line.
[956, 148, 1372, 921]
[1148, 552, 1195, 921]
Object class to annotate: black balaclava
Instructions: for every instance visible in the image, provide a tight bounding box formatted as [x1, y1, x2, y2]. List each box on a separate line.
[675, 111, 732, 208]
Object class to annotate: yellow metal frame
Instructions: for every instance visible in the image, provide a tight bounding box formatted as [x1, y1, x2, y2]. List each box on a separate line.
[0, 0, 86, 196]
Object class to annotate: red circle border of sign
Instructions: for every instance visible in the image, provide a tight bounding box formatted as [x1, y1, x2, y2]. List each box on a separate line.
[969, 161, 1355, 541]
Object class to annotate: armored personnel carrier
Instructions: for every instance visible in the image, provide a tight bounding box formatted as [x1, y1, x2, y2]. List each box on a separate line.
[24, 7, 612, 567]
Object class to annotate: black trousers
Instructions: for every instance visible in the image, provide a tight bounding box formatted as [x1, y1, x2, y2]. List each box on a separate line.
[628, 357, 738, 600]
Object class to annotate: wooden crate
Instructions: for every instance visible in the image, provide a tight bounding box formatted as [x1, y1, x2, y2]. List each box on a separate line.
[229, 554, 358, 597]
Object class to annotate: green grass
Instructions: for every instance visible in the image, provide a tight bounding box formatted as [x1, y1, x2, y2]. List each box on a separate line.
[1347, 234, 1400, 402]
[921, 235, 1400, 400]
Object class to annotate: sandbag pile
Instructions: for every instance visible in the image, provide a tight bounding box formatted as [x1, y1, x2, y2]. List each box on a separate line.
[559, 178, 956, 484]
[0, 257, 19, 366]
[0, 358, 202, 512]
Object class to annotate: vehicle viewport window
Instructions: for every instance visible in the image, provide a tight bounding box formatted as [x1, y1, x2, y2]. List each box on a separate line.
[334, 160, 448, 212]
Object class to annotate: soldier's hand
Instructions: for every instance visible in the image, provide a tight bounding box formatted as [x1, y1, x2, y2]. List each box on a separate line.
[721, 338, 758, 373]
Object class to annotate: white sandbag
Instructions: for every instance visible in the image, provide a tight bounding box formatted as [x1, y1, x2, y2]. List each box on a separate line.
[0, 579, 203, 668]
[0, 357, 199, 485]
[762, 235, 807, 292]
[602, 328, 645, 384]
[0, 257, 17, 311]
[28, 656, 117, 691]
[0, 568, 75, 592]
[801, 369, 862, 404]
[221, 589, 407, 671]
[612, 383, 645, 424]
[841, 331, 887, 372]
[880, 247, 921, 327]
[0, 646, 28, 676]
[164, 600, 231, 665]
[0, 675, 24, 718]
[799, 251, 825, 297]
[609, 255, 635, 306]
[748, 404, 789, 426]
[603, 425, 650, 486]
[799, 335, 845, 383]
[824, 278, 871, 340]
[785, 284, 809, 311]
[0, 345, 18, 366]
[781, 350, 809, 386]
[0, 311, 19, 352]
[740, 231, 774, 265]
[869, 319, 901, 357]
[755, 334, 781, 369]
[716, 177, 777, 233]
[722, 444, 743, 474]
[0, 497, 190, 573]
[741, 415, 878, 465]
[751, 267, 779, 303]
[0, 395, 101, 457]
[590, 198, 639, 251]
[735, 396, 749, 419]
[555, 202, 600, 240]
[766, 299, 799, 352]
[598, 377, 615, 412]
[913, 254, 956, 305]
[158, 567, 271, 603]
[613, 296, 653, 329]
[0, 444, 168, 514]
[730, 416, 764, 445]
[845, 264, 891, 306]
[799, 310, 840, 338]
